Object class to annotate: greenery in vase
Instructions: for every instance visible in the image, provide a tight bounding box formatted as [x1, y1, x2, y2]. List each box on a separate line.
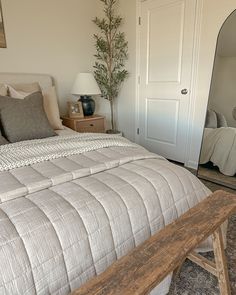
[93, 0, 128, 131]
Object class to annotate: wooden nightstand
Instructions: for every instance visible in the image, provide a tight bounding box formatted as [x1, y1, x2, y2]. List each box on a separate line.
[62, 115, 105, 133]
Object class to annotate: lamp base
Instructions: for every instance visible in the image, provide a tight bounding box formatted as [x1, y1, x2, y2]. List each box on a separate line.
[79, 96, 95, 116]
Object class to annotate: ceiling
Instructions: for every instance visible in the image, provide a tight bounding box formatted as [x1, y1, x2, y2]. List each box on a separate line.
[217, 10, 236, 57]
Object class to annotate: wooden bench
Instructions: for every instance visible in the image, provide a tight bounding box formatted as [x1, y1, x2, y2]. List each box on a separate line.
[71, 190, 236, 295]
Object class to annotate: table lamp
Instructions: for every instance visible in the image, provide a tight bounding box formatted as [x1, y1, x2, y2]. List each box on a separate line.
[71, 72, 101, 116]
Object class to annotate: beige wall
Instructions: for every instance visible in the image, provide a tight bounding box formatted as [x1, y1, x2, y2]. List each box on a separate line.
[207, 9, 236, 128]
[208, 56, 236, 128]
[95, 0, 137, 139]
[0, 0, 137, 140]
[0, 0, 97, 114]
[116, 0, 137, 140]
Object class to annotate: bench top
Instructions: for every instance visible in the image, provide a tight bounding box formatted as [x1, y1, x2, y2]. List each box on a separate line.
[71, 190, 236, 295]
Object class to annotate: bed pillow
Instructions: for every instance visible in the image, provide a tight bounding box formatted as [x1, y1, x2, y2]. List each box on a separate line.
[7, 84, 63, 130]
[8, 82, 41, 94]
[0, 92, 56, 143]
[205, 109, 217, 128]
[0, 131, 8, 145]
[215, 112, 228, 128]
[42, 86, 63, 130]
[233, 107, 236, 120]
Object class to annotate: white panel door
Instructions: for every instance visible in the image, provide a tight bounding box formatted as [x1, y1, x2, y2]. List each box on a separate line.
[139, 0, 196, 163]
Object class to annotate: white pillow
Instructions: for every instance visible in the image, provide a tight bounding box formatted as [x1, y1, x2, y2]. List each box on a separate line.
[7, 85, 28, 98]
[42, 86, 63, 130]
[7, 84, 63, 130]
[205, 109, 217, 129]
[8, 82, 41, 94]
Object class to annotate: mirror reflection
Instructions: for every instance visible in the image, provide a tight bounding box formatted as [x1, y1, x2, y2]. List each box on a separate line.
[198, 10, 236, 190]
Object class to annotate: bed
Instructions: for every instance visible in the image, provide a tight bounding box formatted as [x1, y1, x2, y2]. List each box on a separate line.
[200, 127, 236, 177]
[0, 73, 213, 295]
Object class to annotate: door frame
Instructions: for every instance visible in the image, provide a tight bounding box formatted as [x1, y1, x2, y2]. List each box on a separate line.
[135, 0, 204, 168]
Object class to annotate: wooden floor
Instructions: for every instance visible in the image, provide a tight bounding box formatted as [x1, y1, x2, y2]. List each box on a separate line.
[170, 160, 236, 192]
[202, 178, 235, 194]
[198, 166, 236, 190]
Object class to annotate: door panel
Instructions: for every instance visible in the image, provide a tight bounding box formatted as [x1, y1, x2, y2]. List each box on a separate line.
[148, 1, 184, 82]
[139, 0, 196, 163]
[146, 98, 179, 144]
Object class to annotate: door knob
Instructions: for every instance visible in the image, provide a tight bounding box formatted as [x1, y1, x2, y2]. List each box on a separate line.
[181, 89, 188, 95]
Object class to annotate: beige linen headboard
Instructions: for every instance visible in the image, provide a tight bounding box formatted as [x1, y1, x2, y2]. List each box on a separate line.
[0, 73, 54, 91]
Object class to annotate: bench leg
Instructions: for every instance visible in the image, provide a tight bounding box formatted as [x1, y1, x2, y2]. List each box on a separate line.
[212, 227, 231, 295]
[173, 259, 185, 278]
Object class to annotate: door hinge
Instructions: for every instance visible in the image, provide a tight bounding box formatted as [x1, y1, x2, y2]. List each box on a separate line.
[137, 128, 140, 135]
[138, 17, 141, 25]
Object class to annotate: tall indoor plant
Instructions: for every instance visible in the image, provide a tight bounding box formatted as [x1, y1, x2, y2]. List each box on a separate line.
[93, 0, 128, 132]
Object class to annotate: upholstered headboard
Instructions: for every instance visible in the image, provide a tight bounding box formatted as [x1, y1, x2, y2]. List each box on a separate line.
[0, 73, 54, 91]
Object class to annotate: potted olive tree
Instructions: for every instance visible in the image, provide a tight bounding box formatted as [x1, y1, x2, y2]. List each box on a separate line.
[93, 0, 128, 133]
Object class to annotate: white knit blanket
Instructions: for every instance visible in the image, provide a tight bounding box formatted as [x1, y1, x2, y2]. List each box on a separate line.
[0, 133, 140, 171]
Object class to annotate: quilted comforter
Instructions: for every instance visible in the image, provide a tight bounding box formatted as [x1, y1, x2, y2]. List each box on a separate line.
[0, 134, 211, 295]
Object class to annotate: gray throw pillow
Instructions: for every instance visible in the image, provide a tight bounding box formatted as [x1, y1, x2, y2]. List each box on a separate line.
[205, 109, 217, 128]
[0, 92, 56, 143]
[215, 112, 228, 128]
[0, 130, 8, 145]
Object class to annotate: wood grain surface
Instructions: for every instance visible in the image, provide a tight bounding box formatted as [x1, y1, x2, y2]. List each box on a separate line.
[212, 228, 231, 294]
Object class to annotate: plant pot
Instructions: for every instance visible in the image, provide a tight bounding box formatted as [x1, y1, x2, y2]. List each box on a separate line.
[106, 129, 123, 136]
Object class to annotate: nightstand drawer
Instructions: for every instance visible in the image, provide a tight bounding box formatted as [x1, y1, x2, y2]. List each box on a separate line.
[76, 119, 105, 133]
[62, 115, 105, 133]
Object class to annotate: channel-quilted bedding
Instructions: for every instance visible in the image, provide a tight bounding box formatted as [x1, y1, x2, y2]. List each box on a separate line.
[0, 134, 211, 295]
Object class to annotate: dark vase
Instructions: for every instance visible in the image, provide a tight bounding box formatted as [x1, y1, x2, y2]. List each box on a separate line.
[79, 96, 95, 116]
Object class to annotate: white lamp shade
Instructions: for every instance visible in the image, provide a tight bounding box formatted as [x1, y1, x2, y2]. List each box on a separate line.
[71, 73, 101, 96]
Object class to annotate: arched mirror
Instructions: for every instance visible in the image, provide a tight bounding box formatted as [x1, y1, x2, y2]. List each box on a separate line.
[197, 10, 236, 190]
